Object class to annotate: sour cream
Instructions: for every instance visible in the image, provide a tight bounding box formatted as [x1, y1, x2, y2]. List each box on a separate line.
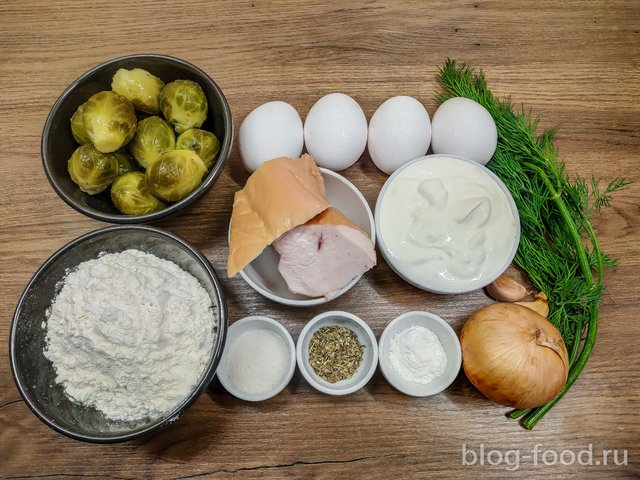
[376, 155, 519, 293]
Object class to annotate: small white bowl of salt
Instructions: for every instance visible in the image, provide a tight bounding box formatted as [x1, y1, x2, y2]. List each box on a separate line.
[378, 311, 461, 397]
[217, 316, 296, 401]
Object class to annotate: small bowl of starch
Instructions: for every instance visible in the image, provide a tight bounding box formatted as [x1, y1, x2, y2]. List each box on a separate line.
[378, 311, 461, 397]
[217, 316, 296, 401]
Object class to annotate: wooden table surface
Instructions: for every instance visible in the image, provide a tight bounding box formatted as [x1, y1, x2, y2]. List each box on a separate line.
[1, 1, 638, 478]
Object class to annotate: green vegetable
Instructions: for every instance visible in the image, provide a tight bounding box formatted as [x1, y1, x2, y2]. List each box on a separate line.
[113, 152, 139, 176]
[436, 59, 630, 429]
[159, 80, 208, 134]
[68, 144, 119, 194]
[128, 116, 176, 168]
[83, 91, 137, 153]
[146, 149, 207, 202]
[176, 128, 220, 170]
[70, 102, 90, 145]
[111, 172, 165, 215]
[111, 67, 165, 114]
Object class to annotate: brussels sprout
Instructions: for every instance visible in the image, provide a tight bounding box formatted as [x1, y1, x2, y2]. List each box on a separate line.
[159, 80, 208, 134]
[83, 91, 137, 153]
[146, 149, 207, 202]
[128, 116, 176, 168]
[113, 152, 139, 175]
[176, 128, 220, 170]
[68, 144, 119, 194]
[111, 68, 164, 114]
[111, 172, 165, 215]
[70, 102, 91, 145]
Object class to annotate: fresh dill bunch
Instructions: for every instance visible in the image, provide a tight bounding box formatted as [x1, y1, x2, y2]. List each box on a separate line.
[435, 59, 630, 429]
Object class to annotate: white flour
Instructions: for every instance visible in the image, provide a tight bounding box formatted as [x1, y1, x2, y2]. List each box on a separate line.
[44, 249, 216, 422]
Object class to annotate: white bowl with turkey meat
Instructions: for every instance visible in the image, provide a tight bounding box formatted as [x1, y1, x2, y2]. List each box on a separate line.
[237, 168, 375, 306]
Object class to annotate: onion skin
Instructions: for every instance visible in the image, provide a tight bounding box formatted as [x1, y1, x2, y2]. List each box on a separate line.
[461, 303, 569, 409]
[516, 292, 549, 318]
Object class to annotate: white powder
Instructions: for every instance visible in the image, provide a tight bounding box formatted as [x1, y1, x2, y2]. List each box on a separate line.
[225, 329, 288, 395]
[43, 249, 216, 422]
[388, 325, 447, 384]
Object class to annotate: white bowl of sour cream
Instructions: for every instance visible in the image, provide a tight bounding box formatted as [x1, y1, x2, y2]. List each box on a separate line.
[375, 154, 520, 294]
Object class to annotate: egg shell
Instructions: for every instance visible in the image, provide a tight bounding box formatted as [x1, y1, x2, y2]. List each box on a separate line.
[239, 101, 304, 172]
[304, 93, 368, 171]
[368, 96, 431, 175]
[430, 97, 498, 165]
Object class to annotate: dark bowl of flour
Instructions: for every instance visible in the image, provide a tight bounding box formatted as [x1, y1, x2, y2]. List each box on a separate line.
[10, 225, 227, 443]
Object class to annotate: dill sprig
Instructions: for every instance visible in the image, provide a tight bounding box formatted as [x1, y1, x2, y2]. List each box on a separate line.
[436, 59, 630, 429]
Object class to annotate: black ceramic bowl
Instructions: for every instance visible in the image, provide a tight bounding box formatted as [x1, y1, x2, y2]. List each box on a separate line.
[42, 54, 233, 223]
[10, 225, 227, 443]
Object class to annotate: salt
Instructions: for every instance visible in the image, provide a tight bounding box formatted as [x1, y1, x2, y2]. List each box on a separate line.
[225, 329, 289, 395]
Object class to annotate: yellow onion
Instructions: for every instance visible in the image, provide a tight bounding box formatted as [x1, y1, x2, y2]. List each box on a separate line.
[460, 303, 569, 409]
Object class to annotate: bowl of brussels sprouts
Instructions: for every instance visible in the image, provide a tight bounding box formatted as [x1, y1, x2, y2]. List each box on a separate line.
[42, 54, 233, 223]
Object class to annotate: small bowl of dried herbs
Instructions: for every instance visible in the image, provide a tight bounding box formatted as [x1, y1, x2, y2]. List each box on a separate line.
[296, 311, 378, 395]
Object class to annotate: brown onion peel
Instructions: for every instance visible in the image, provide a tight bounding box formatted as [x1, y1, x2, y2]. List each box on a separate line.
[461, 303, 569, 409]
[515, 292, 549, 318]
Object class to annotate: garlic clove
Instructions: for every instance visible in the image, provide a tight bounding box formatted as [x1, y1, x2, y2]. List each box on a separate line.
[516, 292, 549, 318]
[485, 274, 528, 302]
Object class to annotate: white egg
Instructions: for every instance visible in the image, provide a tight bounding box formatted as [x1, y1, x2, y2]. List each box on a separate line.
[430, 97, 498, 165]
[367, 96, 431, 175]
[239, 101, 304, 172]
[304, 93, 368, 171]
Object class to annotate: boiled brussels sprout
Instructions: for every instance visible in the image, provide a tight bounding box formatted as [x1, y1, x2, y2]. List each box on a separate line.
[176, 128, 220, 170]
[111, 172, 165, 215]
[128, 116, 176, 168]
[70, 102, 90, 145]
[68, 144, 120, 194]
[113, 152, 139, 175]
[159, 80, 208, 134]
[111, 68, 164, 114]
[146, 149, 207, 202]
[83, 91, 137, 153]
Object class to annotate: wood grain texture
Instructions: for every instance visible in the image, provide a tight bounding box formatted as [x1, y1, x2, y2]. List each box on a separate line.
[1, 0, 639, 478]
